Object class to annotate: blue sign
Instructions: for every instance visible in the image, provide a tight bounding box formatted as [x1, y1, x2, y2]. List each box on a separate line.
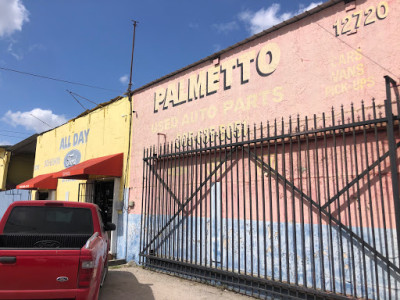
[64, 149, 81, 168]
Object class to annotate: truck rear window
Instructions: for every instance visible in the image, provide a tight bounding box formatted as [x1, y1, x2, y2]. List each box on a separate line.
[3, 207, 94, 234]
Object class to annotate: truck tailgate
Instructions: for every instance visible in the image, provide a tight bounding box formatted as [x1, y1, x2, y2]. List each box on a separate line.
[0, 249, 81, 290]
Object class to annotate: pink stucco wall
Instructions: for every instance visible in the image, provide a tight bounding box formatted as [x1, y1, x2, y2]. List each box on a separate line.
[130, 0, 399, 218]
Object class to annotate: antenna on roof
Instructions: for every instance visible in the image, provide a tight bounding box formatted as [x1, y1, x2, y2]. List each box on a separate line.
[127, 20, 138, 96]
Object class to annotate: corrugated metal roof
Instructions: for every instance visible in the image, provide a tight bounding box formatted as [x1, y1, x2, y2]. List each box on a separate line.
[8, 134, 38, 154]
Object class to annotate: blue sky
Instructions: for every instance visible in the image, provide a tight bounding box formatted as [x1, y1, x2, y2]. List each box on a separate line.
[0, 0, 321, 145]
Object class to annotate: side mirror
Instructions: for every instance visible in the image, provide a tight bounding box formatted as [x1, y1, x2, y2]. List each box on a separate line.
[104, 222, 116, 231]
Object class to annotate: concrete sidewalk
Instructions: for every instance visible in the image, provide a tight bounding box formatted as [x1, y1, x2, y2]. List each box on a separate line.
[99, 265, 252, 300]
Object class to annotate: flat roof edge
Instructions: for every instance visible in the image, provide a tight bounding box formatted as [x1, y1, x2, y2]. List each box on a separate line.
[132, 0, 343, 94]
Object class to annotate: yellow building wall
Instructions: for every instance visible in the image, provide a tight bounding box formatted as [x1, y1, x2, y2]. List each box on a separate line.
[0, 149, 10, 191]
[34, 97, 131, 202]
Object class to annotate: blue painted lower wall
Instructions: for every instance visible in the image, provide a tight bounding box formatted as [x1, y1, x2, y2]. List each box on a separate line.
[117, 212, 399, 299]
[0, 189, 30, 219]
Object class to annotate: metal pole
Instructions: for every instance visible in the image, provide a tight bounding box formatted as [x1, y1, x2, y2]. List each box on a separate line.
[384, 79, 400, 267]
[127, 20, 138, 95]
[124, 19, 138, 262]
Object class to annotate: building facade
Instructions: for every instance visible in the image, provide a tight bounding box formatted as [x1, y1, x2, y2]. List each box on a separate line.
[17, 97, 132, 257]
[127, 0, 399, 299]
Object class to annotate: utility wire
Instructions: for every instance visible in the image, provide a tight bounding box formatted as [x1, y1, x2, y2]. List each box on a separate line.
[67, 90, 100, 106]
[0, 133, 29, 138]
[2, 130, 29, 135]
[0, 66, 120, 92]
[315, 22, 399, 80]
[30, 114, 52, 129]
[66, 90, 88, 111]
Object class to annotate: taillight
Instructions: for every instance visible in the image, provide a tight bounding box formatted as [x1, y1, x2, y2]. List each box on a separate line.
[78, 258, 94, 288]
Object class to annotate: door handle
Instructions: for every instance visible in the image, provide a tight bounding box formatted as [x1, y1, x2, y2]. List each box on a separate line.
[0, 256, 16, 264]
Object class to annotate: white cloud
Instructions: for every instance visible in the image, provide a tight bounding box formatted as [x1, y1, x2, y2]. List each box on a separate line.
[0, 0, 29, 38]
[2, 108, 67, 133]
[212, 21, 239, 34]
[119, 74, 129, 85]
[239, 2, 322, 35]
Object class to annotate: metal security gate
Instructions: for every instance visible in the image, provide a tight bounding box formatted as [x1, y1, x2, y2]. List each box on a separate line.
[140, 78, 400, 299]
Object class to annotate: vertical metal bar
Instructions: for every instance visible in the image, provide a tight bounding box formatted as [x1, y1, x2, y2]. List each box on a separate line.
[242, 124, 247, 276]
[148, 146, 154, 255]
[261, 123, 267, 281]
[385, 97, 400, 268]
[184, 141, 189, 263]
[205, 132, 209, 267]
[173, 142, 178, 260]
[144, 148, 151, 261]
[305, 116, 316, 289]
[199, 135, 203, 266]
[351, 103, 368, 297]
[331, 107, 346, 295]
[248, 124, 254, 281]
[219, 130, 223, 271]
[162, 144, 168, 258]
[213, 130, 217, 270]
[373, 99, 391, 299]
[282, 117, 290, 284]
[230, 127, 235, 273]
[140, 148, 148, 263]
[254, 123, 260, 280]
[297, 115, 306, 287]
[224, 128, 229, 272]
[236, 126, 241, 274]
[159, 145, 164, 257]
[168, 143, 173, 259]
[177, 140, 183, 262]
[155, 146, 161, 256]
[275, 118, 282, 283]
[194, 136, 199, 265]
[385, 76, 400, 131]
[146, 147, 152, 258]
[148, 146, 155, 256]
[341, 105, 357, 297]
[191, 138, 198, 263]
[361, 101, 379, 298]
[289, 116, 298, 286]
[268, 121, 274, 281]
[188, 138, 193, 263]
[313, 114, 325, 291]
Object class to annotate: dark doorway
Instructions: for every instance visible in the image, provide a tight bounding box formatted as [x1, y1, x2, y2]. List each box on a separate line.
[94, 181, 114, 224]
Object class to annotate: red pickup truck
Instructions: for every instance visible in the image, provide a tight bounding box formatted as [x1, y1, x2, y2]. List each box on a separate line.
[0, 200, 116, 300]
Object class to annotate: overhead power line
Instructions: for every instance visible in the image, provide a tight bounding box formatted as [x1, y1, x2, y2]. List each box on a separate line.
[0, 133, 29, 138]
[0, 66, 120, 92]
[3, 130, 29, 135]
[30, 114, 52, 129]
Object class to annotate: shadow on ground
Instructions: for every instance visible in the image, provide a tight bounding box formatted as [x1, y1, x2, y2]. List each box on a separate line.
[99, 269, 154, 300]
